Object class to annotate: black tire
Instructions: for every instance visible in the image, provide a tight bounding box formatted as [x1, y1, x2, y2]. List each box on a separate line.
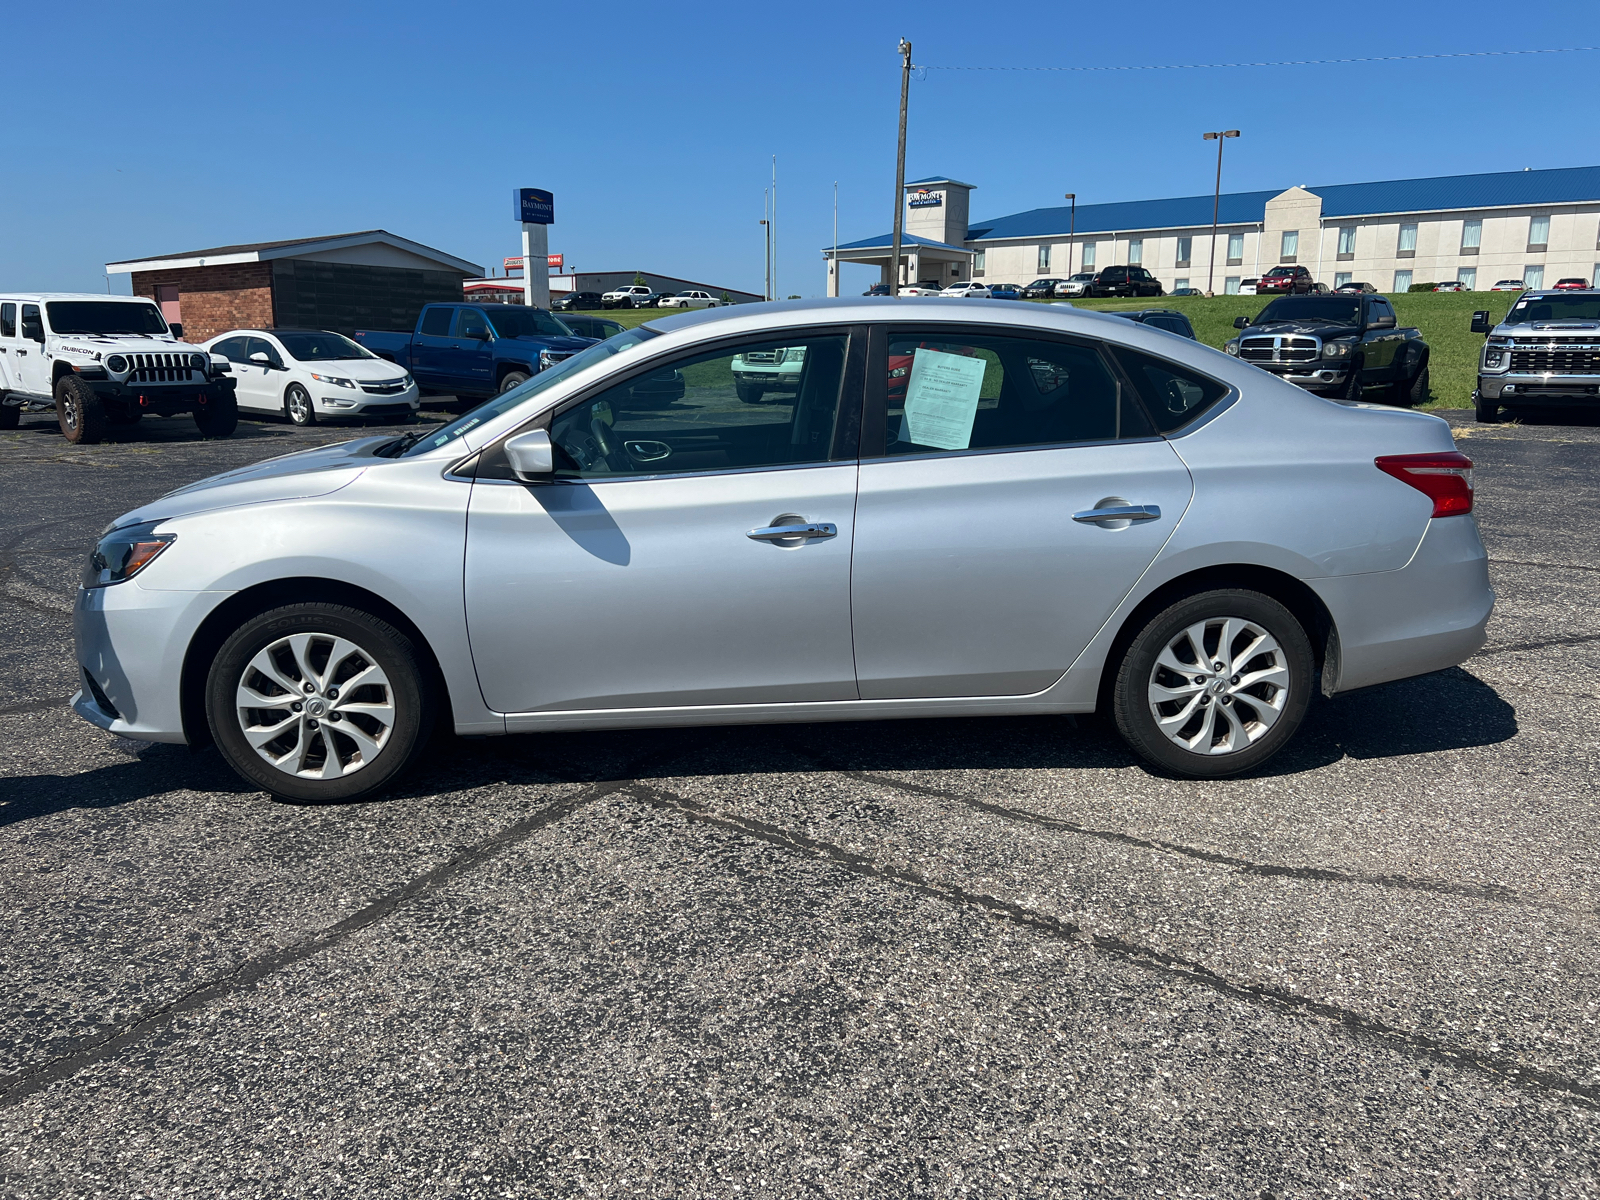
[735, 383, 765, 404]
[206, 603, 435, 802]
[55, 375, 107, 445]
[1112, 588, 1314, 779]
[1402, 361, 1431, 407]
[0, 400, 20, 430]
[1475, 394, 1500, 423]
[1335, 365, 1363, 402]
[193, 392, 238, 438]
[284, 384, 316, 426]
[499, 371, 530, 394]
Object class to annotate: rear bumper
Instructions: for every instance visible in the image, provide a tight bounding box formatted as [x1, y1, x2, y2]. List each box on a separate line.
[1308, 514, 1493, 694]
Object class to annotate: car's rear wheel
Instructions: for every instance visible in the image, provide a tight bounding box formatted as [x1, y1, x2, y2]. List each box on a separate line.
[1112, 589, 1313, 778]
[285, 384, 316, 426]
[55, 375, 106, 445]
[206, 603, 434, 802]
[1401, 361, 1430, 407]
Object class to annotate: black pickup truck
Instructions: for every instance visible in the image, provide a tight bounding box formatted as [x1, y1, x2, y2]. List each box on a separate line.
[1224, 293, 1430, 404]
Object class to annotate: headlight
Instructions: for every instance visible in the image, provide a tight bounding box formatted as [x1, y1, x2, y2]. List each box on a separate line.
[1321, 340, 1353, 359]
[83, 522, 173, 588]
[188, 353, 208, 370]
[1224, 340, 1240, 356]
[402, 373, 414, 387]
[309, 372, 356, 388]
[105, 355, 127, 373]
[1483, 349, 1506, 370]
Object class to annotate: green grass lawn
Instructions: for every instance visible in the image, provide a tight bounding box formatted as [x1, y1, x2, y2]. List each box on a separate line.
[571, 291, 1503, 409]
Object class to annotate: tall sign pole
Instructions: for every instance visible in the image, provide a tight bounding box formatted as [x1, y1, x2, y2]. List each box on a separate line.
[1064, 193, 1076, 279]
[889, 38, 912, 297]
[513, 187, 554, 309]
[1201, 130, 1239, 296]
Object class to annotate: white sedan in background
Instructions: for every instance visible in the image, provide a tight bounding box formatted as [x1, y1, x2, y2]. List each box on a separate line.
[204, 329, 419, 426]
[940, 282, 993, 299]
[656, 290, 727, 309]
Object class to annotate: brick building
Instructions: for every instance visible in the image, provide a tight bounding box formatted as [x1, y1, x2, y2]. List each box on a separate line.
[106, 230, 482, 343]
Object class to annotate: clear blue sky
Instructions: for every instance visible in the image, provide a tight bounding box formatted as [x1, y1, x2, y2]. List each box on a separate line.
[4, 0, 1596, 299]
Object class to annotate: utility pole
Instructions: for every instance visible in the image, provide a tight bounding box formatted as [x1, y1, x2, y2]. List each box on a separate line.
[1202, 129, 1240, 296]
[1064, 193, 1076, 280]
[889, 38, 912, 297]
[832, 180, 839, 297]
[760, 218, 771, 301]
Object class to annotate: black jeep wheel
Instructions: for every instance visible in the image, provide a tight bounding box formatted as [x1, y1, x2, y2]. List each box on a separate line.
[55, 375, 107, 445]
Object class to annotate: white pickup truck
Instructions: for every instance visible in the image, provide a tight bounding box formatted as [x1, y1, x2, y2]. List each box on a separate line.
[601, 285, 659, 309]
[0, 293, 238, 443]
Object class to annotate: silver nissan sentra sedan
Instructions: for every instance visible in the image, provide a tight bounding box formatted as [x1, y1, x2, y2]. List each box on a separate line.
[73, 299, 1492, 801]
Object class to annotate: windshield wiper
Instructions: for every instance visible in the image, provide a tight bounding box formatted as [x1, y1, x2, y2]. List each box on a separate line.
[378, 429, 431, 457]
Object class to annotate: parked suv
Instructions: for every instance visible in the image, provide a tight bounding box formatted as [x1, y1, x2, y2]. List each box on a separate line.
[1256, 265, 1315, 295]
[601, 285, 660, 309]
[0, 293, 238, 443]
[1087, 266, 1163, 298]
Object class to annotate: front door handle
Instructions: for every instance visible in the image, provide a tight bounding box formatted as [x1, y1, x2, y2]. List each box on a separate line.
[1072, 504, 1161, 524]
[747, 521, 837, 542]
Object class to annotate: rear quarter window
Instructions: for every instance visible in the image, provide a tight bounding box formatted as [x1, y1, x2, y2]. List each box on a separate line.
[1111, 346, 1230, 433]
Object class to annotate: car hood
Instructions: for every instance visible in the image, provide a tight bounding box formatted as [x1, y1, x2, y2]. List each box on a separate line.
[111, 436, 392, 528]
[291, 358, 410, 380]
[1495, 319, 1600, 334]
[510, 334, 596, 351]
[1240, 320, 1360, 337]
[53, 333, 193, 356]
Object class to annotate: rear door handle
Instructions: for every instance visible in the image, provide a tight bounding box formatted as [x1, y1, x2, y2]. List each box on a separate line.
[747, 522, 837, 542]
[1072, 504, 1161, 524]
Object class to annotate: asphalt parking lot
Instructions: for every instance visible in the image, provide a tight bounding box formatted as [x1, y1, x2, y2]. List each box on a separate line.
[2, 403, 1598, 1198]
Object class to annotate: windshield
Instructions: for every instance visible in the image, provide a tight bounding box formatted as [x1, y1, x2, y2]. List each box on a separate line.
[46, 301, 168, 336]
[278, 331, 373, 361]
[1503, 294, 1600, 324]
[1253, 296, 1361, 325]
[486, 307, 573, 338]
[398, 327, 658, 458]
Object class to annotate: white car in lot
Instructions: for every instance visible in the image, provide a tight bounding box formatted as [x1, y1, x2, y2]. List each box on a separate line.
[1491, 280, 1526, 292]
[939, 282, 992, 299]
[203, 329, 419, 426]
[657, 290, 727, 309]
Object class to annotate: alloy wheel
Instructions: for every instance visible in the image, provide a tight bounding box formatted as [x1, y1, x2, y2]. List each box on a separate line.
[1146, 616, 1290, 755]
[234, 632, 394, 779]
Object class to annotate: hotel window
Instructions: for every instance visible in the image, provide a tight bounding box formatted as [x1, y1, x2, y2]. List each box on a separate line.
[1128, 238, 1144, 265]
[1528, 215, 1550, 251]
[1524, 265, 1544, 290]
[1334, 272, 1352, 288]
[1336, 226, 1356, 260]
[1397, 223, 1417, 257]
[1174, 277, 1189, 291]
[1279, 230, 1299, 262]
[973, 250, 986, 277]
[1393, 269, 1413, 291]
[1081, 242, 1097, 269]
[1457, 267, 1477, 290]
[1460, 219, 1482, 254]
[1226, 233, 1243, 265]
[1176, 236, 1192, 267]
[1224, 276, 1241, 294]
[1038, 244, 1051, 272]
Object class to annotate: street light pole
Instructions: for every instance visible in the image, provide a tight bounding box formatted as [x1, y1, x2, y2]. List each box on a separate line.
[1064, 193, 1076, 280]
[1202, 129, 1240, 296]
[760, 219, 771, 301]
[889, 38, 912, 297]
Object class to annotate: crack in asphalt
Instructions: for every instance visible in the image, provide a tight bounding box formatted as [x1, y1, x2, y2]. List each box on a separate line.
[0, 697, 69, 717]
[1478, 631, 1600, 657]
[630, 782, 1600, 1112]
[1491, 558, 1600, 575]
[0, 777, 627, 1110]
[831, 768, 1586, 916]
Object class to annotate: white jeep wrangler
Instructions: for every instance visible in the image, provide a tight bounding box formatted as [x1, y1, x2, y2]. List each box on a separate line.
[0, 293, 238, 443]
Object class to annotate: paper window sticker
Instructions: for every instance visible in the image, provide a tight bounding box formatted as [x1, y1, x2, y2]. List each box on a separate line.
[898, 347, 987, 451]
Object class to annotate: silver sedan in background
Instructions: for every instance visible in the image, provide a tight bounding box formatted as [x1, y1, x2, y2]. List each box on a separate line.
[73, 299, 1492, 801]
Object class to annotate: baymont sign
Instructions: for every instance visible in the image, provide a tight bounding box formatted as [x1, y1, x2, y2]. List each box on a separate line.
[908, 189, 942, 208]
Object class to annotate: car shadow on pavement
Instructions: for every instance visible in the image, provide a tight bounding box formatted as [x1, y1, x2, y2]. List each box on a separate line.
[1, 669, 1517, 826]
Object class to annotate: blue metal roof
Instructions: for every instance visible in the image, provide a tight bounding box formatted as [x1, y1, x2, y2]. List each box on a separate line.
[831, 232, 973, 254]
[831, 165, 1600, 250]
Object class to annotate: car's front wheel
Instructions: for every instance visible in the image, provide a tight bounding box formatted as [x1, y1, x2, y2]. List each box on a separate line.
[284, 384, 316, 426]
[499, 372, 529, 394]
[1112, 589, 1313, 778]
[206, 603, 435, 802]
[55, 375, 107, 445]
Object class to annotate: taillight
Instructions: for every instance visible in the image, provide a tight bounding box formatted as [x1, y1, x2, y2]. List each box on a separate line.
[1374, 451, 1474, 517]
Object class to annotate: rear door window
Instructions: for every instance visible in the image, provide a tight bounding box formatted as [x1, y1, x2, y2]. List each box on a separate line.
[0, 303, 14, 337]
[873, 329, 1151, 457]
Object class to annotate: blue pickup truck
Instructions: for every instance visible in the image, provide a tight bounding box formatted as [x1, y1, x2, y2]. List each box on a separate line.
[355, 303, 595, 400]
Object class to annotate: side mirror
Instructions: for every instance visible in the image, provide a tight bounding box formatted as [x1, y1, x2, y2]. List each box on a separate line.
[169, 322, 184, 339]
[503, 429, 553, 480]
[471, 328, 492, 341]
[1233, 315, 1250, 329]
[1369, 314, 1396, 330]
[1470, 310, 1493, 334]
[249, 351, 272, 365]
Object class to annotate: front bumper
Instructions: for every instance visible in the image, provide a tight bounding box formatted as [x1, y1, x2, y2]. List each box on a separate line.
[1478, 373, 1600, 405]
[733, 370, 802, 389]
[316, 383, 420, 417]
[1251, 363, 1351, 391]
[88, 376, 236, 414]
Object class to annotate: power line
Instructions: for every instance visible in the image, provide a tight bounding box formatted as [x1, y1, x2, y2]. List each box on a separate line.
[918, 46, 1599, 73]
